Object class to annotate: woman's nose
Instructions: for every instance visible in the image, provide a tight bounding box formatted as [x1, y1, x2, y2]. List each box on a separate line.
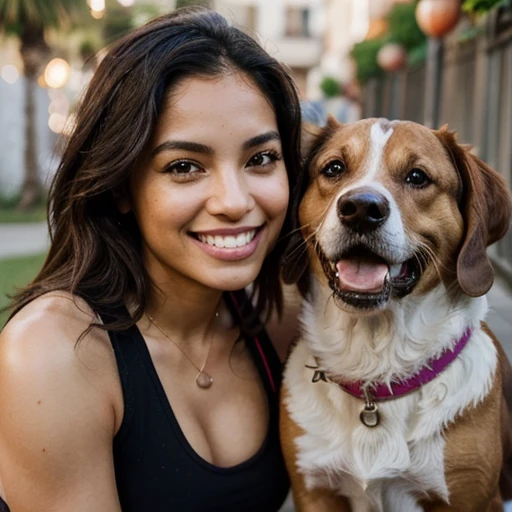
[206, 168, 255, 220]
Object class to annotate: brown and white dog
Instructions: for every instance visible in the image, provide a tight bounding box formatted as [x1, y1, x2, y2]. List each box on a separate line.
[280, 117, 512, 511]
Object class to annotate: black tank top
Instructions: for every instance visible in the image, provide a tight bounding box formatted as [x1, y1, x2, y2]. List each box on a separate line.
[104, 290, 290, 511]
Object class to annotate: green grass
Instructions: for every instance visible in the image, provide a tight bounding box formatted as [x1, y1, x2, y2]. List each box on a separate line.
[0, 195, 47, 223]
[0, 253, 46, 328]
[0, 206, 47, 224]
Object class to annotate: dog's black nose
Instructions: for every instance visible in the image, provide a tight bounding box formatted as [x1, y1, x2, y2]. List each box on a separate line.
[337, 188, 390, 233]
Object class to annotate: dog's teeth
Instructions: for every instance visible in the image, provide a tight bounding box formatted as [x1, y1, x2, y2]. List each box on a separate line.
[390, 263, 402, 278]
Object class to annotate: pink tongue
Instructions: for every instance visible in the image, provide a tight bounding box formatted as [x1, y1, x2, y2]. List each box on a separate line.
[336, 259, 388, 293]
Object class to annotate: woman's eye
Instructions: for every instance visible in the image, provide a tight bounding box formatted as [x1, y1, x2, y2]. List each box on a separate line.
[405, 168, 431, 188]
[321, 160, 345, 178]
[165, 160, 201, 175]
[247, 151, 280, 168]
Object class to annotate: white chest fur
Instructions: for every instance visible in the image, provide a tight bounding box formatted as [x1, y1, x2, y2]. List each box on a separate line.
[283, 286, 497, 512]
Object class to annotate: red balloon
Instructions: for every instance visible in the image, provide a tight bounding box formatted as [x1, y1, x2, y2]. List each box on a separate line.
[415, 0, 461, 38]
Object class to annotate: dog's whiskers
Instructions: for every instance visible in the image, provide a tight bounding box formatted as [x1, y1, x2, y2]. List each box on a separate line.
[414, 241, 449, 279]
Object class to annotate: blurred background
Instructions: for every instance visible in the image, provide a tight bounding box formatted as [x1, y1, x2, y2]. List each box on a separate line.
[0, 0, 511, 320]
[1, 0, 512, 331]
[1, 1, 512, 510]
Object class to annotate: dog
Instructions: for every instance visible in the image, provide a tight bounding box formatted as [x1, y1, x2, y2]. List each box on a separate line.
[280, 117, 512, 511]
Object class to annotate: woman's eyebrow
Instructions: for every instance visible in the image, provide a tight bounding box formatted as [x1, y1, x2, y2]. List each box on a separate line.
[152, 140, 214, 157]
[242, 131, 281, 150]
[151, 130, 281, 157]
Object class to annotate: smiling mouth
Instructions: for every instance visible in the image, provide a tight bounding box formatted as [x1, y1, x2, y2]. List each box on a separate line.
[190, 226, 263, 249]
[317, 245, 424, 310]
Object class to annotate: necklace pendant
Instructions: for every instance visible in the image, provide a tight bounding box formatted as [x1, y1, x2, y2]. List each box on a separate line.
[360, 402, 379, 427]
[196, 371, 213, 389]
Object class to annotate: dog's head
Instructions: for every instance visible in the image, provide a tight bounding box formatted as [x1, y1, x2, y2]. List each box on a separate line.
[283, 117, 511, 313]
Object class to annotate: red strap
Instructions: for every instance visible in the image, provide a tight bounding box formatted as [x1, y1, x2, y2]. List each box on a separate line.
[229, 292, 276, 393]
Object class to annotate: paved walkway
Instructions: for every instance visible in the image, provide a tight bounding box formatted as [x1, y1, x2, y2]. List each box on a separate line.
[0, 221, 49, 259]
[487, 275, 512, 361]
[1, 221, 511, 512]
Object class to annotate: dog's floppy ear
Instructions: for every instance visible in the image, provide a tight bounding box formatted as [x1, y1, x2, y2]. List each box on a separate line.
[281, 120, 315, 292]
[301, 115, 341, 157]
[434, 128, 511, 297]
[282, 116, 343, 296]
[301, 121, 326, 157]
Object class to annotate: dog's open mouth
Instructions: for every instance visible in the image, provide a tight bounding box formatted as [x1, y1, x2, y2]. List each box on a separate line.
[319, 245, 423, 310]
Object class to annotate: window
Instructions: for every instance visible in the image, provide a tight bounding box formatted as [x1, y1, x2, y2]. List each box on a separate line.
[285, 7, 310, 37]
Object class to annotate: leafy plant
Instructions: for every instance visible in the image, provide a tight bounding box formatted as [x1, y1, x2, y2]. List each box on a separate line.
[320, 76, 341, 98]
[462, 0, 508, 13]
[407, 39, 428, 68]
[350, 0, 428, 83]
[387, 1, 426, 50]
[350, 38, 386, 83]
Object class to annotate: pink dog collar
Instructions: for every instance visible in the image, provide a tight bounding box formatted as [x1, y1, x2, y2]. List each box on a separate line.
[336, 328, 472, 401]
[308, 328, 472, 401]
[307, 328, 472, 428]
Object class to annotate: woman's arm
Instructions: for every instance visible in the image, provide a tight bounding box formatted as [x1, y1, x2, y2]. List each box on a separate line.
[0, 295, 122, 512]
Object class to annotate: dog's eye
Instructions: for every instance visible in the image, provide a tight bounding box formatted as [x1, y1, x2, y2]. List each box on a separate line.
[406, 168, 430, 188]
[321, 160, 345, 178]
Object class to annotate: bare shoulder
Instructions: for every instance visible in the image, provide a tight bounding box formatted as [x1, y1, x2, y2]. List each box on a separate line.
[0, 290, 120, 433]
[1, 291, 115, 380]
[0, 292, 122, 510]
[266, 283, 303, 363]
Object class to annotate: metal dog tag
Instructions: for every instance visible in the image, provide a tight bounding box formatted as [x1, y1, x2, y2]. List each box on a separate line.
[360, 388, 380, 427]
[360, 403, 380, 427]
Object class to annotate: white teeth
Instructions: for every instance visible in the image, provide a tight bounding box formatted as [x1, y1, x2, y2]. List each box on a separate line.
[390, 263, 402, 278]
[236, 233, 246, 246]
[197, 230, 256, 248]
[224, 236, 236, 248]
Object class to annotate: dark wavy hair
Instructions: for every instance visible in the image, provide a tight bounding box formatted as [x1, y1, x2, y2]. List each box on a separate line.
[7, 7, 302, 332]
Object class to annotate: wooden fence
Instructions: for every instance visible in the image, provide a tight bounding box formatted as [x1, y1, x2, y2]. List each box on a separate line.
[362, 7, 512, 281]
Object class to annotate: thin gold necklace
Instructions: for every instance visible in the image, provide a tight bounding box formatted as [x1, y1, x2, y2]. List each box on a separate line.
[146, 311, 218, 389]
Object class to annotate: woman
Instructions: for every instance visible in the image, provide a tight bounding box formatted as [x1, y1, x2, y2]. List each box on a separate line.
[0, 7, 302, 511]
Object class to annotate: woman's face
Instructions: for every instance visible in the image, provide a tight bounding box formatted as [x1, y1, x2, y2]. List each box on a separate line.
[123, 72, 289, 293]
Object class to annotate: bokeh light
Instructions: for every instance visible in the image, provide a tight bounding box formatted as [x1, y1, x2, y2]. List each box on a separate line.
[48, 113, 68, 134]
[37, 75, 48, 88]
[44, 58, 71, 89]
[1, 65, 20, 84]
[89, 0, 105, 18]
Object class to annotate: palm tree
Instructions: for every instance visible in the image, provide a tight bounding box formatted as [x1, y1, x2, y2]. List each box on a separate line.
[0, 0, 87, 209]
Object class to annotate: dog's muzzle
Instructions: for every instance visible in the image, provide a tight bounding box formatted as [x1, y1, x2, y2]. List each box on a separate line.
[316, 188, 425, 311]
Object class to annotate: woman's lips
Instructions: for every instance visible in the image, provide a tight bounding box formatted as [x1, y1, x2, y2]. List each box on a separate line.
[190, 225, 265, 261]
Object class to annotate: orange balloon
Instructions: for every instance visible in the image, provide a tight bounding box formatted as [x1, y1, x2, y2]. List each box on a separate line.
[415, 0, 461, 38]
